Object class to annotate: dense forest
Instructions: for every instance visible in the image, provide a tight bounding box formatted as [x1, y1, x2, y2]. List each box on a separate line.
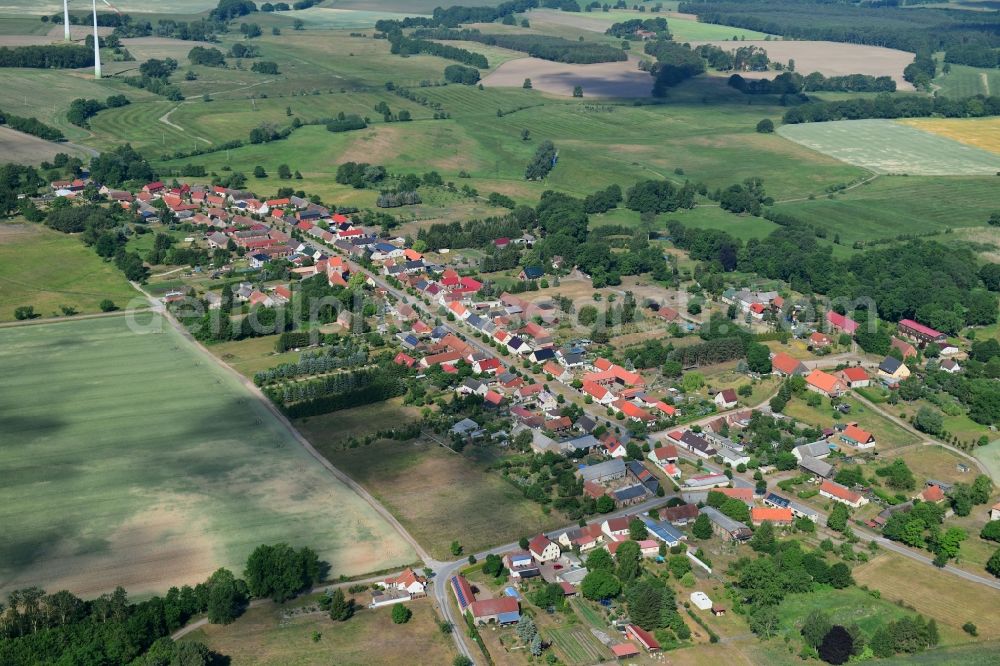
[678, 0, 1000, 67]
[667, 220, 999, 333]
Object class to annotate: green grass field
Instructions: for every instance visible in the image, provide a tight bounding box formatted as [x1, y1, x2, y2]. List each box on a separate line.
[181, 595, 456, 665]
[782, 395, 921, 450]
[773, 175, 1000, 246]
[0, 313, 414, 599]
[778, 119, 1000, 175]
[933, 63, 1000, 98]
[306, 437, 564, 560]
[974, 440, 1000, 484]
[0, 221, 142, 321]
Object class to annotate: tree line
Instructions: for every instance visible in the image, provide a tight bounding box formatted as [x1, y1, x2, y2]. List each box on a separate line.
[67, 95, 130, 128]
[0, 109, 63, 142]
[783, 93, 1000, 124]
[525, 140, 558, 180]
[0, 45, 92, 69]
[388, 33, 489, 68]
[729, 71, 896, 95]
[414, 28, 627, 64]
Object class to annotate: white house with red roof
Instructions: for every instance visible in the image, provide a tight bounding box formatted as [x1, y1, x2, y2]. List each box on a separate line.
[837, 367, 871, 388]
[714, 389, 738, 410]
[820, 480, 868, 508]
[528, 534, 561, 563]
[648, 444, 679, 465]
[379, 568, 427, 597]
[582, 381, 615, 405]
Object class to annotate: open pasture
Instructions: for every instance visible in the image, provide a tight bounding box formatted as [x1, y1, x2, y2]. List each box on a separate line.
[288, 6, 428, 29]
[0, 314, 414, 598]
[181, 596, 455, 666]
[309, 438, 564, 560]
[778, 119, 1000, 175]
[690, 40, 915, 90]
[0, 221, 140, 321]
[933, 62, 1000, 98]
[0, 0, 217, 13]
[773, 175, 1000, 245]
[482, 55, 653, 98]
[900, 116, 1000, 155]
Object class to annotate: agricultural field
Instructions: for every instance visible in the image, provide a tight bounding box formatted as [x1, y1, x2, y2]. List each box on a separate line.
[690, 40, 915, 90]
[900, 117, 1000, 156]
[0, 313, 414, 599]
[482, 55, 653, 97]
[307, 437, 564, 560]
[777, 119, 1000, 175]
[0, 221, 141, 321]
[773, 175, 1000, 246]
[0, 126, 90, 165]
[181, 595, 456, 665]
[975, 440, 1000, 484]
[853, 552, 1000, 641]
[527, 7, 774, 41]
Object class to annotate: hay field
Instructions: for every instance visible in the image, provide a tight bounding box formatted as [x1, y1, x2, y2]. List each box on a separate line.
[0, 313, 414, 599]
[527, 8, 774, 41]
[689, 40, 915, 90]
[0, 221, 140, 320]
[854, 552, 1000, 641]
[481, 55, 653, 97]
[778, 119, 1000, 175]
[900, 117, 1000, 155]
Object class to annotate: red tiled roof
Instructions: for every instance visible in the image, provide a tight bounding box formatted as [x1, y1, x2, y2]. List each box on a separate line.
[528, 534, 553, 556]
[921, 485, 945, 502]
[805, 369, 843, 394]
[826, 311, 858, 334]
[821, 480, 862, 503]
[626, 624, 660, 651]
[840, 367, 869, 382]
[470, 596, 518, 618]
[899, 318, 944, 340]
[752, 507, 793, 524]
[772, 352, 803, 375]
[611, 643, 640, 658]
[841, 424, 873, 444]
[715, 487, 753, 503]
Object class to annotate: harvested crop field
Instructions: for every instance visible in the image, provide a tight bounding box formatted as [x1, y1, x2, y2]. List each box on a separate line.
[0, 314, 414, 599]
[0, 126, 88, 165]
[778, 119, 1000, 175]
[120, 37, 216, 63]
[689, 40, 915, 90]
[482, 56, 652, 97]
[900, 117, 1000, 155]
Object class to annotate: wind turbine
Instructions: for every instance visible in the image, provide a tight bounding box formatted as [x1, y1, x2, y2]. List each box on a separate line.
[63, 0, 71, 41]
[91, 0, 101, 79]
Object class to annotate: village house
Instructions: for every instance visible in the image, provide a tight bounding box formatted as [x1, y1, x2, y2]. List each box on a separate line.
[878, 356, 911, 384]
[764, 492, 819, 522]
[793, 440, 832, 461]
[891, 337, 918, 360]
[772, 352, 808, 377]
[826, 311, 858, 335]
[528, 534, 561, 563]
[940, 358, 961, 374]
[839, 423, 875, 449]
[798, 455, 833, 479]
[837, 366, 871, 388]
[625, 624, 660, 653]
[820, 480, 868, 508]
[683, 473, 730, 490]
[714, 389, 738, 410]
[751, 506, 794, 526]
[804, 369, 847, 398]
[809, 332, 833, 348]
[504, 551, 541, 580]
[378, 568, 427, 597]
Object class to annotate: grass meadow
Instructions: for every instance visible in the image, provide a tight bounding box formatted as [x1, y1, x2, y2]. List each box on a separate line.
[306, 437, 564, 560]
[180, 595, 456, 665]
[0, 221, 141, 321]
[781, 394, 921, 450]
[933, 63, 1000, 98]
[773, 176, 1000, 246]
[0, 313, 414, 599]
[778, 119, 1000, 175]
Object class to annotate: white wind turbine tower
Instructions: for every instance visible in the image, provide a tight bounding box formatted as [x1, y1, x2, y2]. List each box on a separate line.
[63, 0, 71, 41]
[91, 0, 101, 79]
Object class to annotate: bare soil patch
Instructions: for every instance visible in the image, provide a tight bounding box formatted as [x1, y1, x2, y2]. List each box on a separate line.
[482, 55, 652, 98]
[0, 25, 112, 46]
[689, 40, 915, 91]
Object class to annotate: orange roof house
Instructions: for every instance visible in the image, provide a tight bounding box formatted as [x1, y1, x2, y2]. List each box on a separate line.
[771, 352, 807, 377]
[839, 424, 875, 449]
[751, 507, 794, 525]
[804, 369, 846, 398]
